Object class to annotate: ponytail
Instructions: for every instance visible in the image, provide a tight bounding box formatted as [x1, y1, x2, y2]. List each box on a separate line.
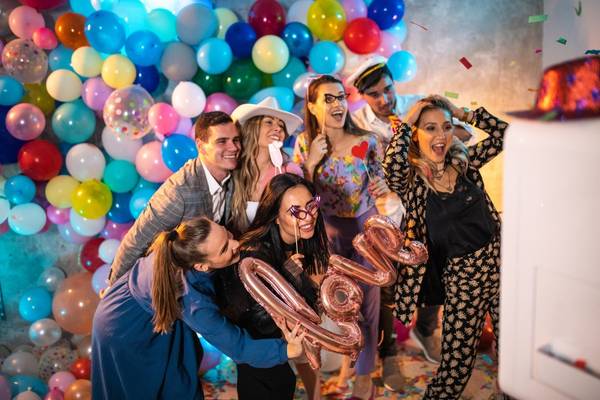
[149, 217, 213, 334]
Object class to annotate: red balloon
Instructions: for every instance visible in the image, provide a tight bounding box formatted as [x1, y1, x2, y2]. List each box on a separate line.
[343, 18, 382, 54]
[70, 358, 91, 380]
[79, 237, 105, 273]
[17, 139, 62, 181]
[19, 0, 66, 9]
[248, 0, 286, 37]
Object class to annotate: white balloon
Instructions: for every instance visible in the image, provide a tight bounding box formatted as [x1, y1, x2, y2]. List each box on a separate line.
[1, 351, 38, 376]
[171, 81, 206, 118]
[37, 267, 66, 292]
[98, 238, 120, 263]
[15, 390, 42, 400]
[69, 208, 106, 236]
[8, 203, 46, 235]
[101, 126, 143, 163]
[66, 143, 106, 181]
[287, 0, 312, 25]
[92, 264, 111, 294]
[29, 318, 62, 347]
[293, 72, 319, 98]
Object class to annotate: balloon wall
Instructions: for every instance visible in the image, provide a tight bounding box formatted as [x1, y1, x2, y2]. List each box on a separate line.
[0, 0, 413, 396]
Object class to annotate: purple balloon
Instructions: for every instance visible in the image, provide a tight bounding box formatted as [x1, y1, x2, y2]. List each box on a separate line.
[100, 219, 133, 240]
[57, 223, 92, 244]
[46, 205, 70, 225]
[92, 264, 110, 294]
[175, 117, 193, 138]
[81, 77, 113, 111]
[204, 92, 238, 115]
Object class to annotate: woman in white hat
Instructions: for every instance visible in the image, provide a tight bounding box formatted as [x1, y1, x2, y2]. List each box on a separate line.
[229, 97, 304, 236]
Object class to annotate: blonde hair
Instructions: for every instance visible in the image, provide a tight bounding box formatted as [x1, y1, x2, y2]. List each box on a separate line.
[230, 115, 289, 236]
[408, 97, 469, 189]
[149, 217, 212, 334]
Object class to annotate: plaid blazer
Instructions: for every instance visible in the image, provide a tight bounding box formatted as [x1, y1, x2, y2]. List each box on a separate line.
[108, 158, 233, 285]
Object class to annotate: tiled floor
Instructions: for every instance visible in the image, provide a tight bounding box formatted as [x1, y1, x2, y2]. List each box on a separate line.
[202, 336, 498, 399]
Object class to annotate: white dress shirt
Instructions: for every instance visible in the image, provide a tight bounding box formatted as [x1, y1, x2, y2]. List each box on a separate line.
[201, 162, 230, 222]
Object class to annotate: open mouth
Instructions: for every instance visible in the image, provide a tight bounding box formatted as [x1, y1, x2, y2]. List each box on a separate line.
[331, 109, 345, 122]
[431, 142, 446, 157]
[268, 134, 282, 142]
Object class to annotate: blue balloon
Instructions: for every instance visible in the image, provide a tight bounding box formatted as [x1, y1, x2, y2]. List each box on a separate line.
[52, 100, 96, 144]
[126, 30, 164, 67]
[134, 65, 160, 93]
[147, 8, 177, 42]
[48, 45, 74, 71]
[368, 0, 405, 30]
[134, 177, 159, 192]
[18, 287, 52, 322]
[161, 134, 198, 172]
[108, 192, 134, 223]
[387, 50, 417, 82]
[84, 10, 126, 54]
[196, 38, 233, 75]
[386, 19, 407, 43]
[225, 22, 256, 59]
[70, 0, 95, 16]
[308, 41, 345, 74]
[249, 87, 295, 112]
[4, 175, 36, 205]
[272, 57, 307, 90]
[129, 188, 155, 218]
[112, 0, 148, 35]
[281, 22, 314, 59]
[0, 76, 24, 106]
[9, 375, 48, 398]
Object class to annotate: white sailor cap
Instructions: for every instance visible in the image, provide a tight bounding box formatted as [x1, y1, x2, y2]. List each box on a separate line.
[346, 55, 388, 89]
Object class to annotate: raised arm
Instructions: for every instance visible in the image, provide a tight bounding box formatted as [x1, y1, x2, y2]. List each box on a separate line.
[382, 116, 412, 201]
[467, 107, 509, 169]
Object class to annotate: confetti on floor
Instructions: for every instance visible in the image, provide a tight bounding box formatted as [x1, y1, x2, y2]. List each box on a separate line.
[459, 57, 473, 69]
[557, 36, 568, 45]
[201, 338, 498, 399]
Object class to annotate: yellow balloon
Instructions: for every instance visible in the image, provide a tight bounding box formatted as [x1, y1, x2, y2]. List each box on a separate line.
[23, 83, 56, 116]
[101, 54, 136, 89]
[46, 175, 80, 208]
[307, 0, 347, 41]
[215, 8, 238, 39]
[72, 46, 103, 78]
[71, 180, 113, 219]
[46, 69, 82, 102]
[252, 35, 289, 74]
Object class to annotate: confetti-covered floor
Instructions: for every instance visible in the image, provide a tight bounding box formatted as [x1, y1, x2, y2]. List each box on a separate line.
[201, 335, 498, 400]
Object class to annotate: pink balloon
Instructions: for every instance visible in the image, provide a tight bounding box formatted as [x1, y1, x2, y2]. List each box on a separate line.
[81, 77, 113, 111]
[44, 388, 65, 400]
[5, 103, 45, 140]
[0, 221, 9, 235]
[394, 318, 415, 343]
[175, 117, 192, 136]
[39, 216, 52, 233]
[47, 205, 70, 225]
[377, 30, 402, 58]
[8, 6, 45, 39]
[204, 92, 238, 115]
[100, 220, 132, 240]
[342, 0, 367, 21]
[135, 141, 172, 183]
[32, 27, 58, 50]
[57, 223, 92, 244]
[48, 371, 76, 393]
[148, 103, 180, 136]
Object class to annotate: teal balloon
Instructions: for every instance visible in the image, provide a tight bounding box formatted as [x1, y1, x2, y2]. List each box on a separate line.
[196, 38, 232, 75]
[51, 100, 96, 144]
[70, 0, 95, 16]
[129, 188, 155, 218]
[112, 0, 148, 35]
[272, 57, 307, 90]
[5, 175, 35, 205]
[9, 375, 48, 398]
[103, 160, 139, 193]
[48, 45, 74, 71]
[0, 76, 24, 106]
[308, 41, 345, 74]
[19, 287, 52, 322]
[388, 50, 417, 82]
[147, 8, 177, 42]
[134, 177, 159, 192]
[249, 87, 295, 112]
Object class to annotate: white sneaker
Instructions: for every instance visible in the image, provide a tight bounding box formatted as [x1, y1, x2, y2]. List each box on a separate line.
[410, 328, 441, 364]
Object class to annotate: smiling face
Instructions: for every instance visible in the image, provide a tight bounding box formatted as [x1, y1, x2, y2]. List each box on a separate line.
[197, 122, 241, 181]
[277, 185, 319, 244]
[415, 108, 454, 164]
[257, 116, 286, 148]
[362, 74, 397, 118]
[196, 221, 240, 270]
[308, 82, 348, 130]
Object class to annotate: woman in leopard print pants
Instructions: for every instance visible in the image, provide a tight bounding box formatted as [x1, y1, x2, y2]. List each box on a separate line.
[382, 95, 508, 399]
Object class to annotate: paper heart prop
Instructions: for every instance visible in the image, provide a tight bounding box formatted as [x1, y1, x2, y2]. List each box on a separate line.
[351, 141, 369, 160]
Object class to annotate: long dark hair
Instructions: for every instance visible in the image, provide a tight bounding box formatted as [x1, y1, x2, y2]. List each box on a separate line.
[149, 217, 212, 334]
[240, 173, 329, 275]
[303, 74, 372, 145]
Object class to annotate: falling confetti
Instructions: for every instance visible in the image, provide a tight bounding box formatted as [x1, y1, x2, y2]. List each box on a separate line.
[409, 21, 429, 31]
[575, 1, 582, 16]
[535, 48, 543, 54]
[528, 14, 548, 23]
[527, 88, 537, 92]
[444, 91, 459, 99]
[585, 49, 600, 55]
[470, 101, 478, 107]
[557, 36, 568, 45]
[459, 57, 473, 69]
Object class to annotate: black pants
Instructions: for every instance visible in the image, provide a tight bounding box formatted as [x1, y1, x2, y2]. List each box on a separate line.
[236, 362, 296, 400]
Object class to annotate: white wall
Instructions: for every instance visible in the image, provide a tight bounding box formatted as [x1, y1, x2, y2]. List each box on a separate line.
[543, 0, 600, 68]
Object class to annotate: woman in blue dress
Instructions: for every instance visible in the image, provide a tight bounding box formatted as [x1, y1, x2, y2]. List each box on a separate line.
[92, 216, 305, 400]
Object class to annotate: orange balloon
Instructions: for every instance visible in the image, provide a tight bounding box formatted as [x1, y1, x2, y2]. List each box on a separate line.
[55, 12, 89, 50]
[52, 272, 99, 335]
[64, 379, 92, 400]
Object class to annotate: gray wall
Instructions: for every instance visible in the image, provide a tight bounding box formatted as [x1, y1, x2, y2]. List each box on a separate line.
[0, 0, 543, 348]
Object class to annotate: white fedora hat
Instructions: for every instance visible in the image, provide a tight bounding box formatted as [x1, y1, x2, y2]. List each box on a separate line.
[231, 97, 303, 133]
